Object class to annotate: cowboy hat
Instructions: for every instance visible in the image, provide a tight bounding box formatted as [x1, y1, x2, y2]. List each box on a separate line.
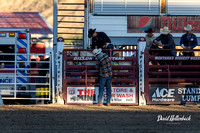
[145, 28, 154, 33]
[92, 48, 102, 56]
[184, 24, 194, 31]
[88, 28, 96, 38]
[160, 26, 171, 34]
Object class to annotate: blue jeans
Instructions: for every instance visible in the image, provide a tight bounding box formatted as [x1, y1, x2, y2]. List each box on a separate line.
[98, 75, 112, 104]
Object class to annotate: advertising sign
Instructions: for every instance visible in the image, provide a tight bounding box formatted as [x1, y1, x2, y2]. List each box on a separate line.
[128, 16, 200, 33]
[67, 87, 136, 104]
[149, 87, 200, 103]
[0, 78, 14, 83]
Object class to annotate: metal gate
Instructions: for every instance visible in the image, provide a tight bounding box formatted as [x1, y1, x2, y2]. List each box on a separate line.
[0, 53, 52, 101]
[144, 49, 200, 104]
[62, 49, 138, 105]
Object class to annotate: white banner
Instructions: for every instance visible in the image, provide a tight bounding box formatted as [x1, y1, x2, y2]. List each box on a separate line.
[67, 87, 136, 104]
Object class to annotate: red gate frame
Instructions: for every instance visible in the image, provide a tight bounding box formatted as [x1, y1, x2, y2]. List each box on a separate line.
[62, 49, 139, 105]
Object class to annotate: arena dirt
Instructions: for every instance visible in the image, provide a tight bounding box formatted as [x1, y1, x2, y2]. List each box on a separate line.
[0, 104, 199, 133]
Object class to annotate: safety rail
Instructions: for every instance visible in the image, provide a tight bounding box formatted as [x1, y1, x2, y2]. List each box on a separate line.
[0, 53, 52, 102]
[62, 49, 138, 105]
[144, 49, 200, 104]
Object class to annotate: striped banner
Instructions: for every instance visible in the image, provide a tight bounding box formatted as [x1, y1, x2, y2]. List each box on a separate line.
[16, 31, 28, 86]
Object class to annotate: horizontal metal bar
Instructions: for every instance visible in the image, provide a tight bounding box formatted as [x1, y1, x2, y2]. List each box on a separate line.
[149, 84, 200, 87]
[65, 78, 136, 83]
[1, 90, 50, 92]
[63, 49, 137, 52]
[65, 85, 136, 87]
[148, 49, 200, 51]
[149, 78, 200, 83]
[65, 65, 135, 70]
[149, 65, 200, 70]
[66, 72, 133, 76]
[149, 72, 200, 76]
[0, 76, 49, 78]
[0, 83, 50, 85]
[2, 98, 50, 100]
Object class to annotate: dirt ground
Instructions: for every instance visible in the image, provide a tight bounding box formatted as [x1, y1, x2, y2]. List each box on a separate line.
[0, 104, 200, 133]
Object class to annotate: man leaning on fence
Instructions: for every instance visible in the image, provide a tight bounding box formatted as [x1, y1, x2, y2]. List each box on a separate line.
[93, 48, 112, 106]
[153, 26, 176, 56]
[88, 28, 111, 49]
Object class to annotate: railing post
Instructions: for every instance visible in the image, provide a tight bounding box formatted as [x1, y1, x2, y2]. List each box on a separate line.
[56, 37, 64, 104]
[83, 0, 89, 49]
[138, 37, 147, 105]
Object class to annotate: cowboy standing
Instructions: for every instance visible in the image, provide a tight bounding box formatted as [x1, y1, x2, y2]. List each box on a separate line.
[92, 48, 112, 106]
[88, 29, 111, 49]
[180, 24, 198, 56]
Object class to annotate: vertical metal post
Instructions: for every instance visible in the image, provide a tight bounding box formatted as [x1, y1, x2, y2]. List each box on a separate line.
[53, 0, 58, 103]
[50, 51, 55, 103]
[53, 0, 58, 46]
[83, 0, 88, 49]
[138, 37, 147, 105]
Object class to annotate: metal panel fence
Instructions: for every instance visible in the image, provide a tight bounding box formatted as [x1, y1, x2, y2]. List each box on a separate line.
[144, 49, 200, 104]
[62, 49, 138, 105]
[0, 53, 52, 101]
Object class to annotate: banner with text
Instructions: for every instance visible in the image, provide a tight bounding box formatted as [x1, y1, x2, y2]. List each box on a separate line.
[128, 16, 200, 33]
[67, 87, 136, 104]
[149, 87, 200, 103]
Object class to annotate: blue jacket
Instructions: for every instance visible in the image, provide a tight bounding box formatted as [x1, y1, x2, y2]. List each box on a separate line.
[180, 33, 198, 49]
[153, 34, 176, 49]
[91, 32, 111, 49]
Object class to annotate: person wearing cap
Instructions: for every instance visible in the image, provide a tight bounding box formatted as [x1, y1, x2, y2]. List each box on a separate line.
[92, 48, 112, 106]
[153, 26, 176, 56]
[144, 28, 159, 56]
[180, 24, 198, 56]
[88, 29, 111, 49]
[145, 28, 156, 49]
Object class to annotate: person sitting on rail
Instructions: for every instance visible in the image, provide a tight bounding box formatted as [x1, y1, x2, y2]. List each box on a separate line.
[88, 28, 112, 49]
[180, 24, 198, 56]
[153, 26, 176, 56]
[153, 27, 176, 65]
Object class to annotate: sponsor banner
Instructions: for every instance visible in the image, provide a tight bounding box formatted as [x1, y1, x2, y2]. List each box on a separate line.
[67, 87, 136, 104]
[149, 87, 200, 103]
[73, 57, 125, 61]
[0, 78, 14, 83]
[154, 56, 200, 60]
[128, 16, 200, 33]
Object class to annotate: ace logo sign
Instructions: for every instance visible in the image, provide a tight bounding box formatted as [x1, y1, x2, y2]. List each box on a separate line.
[150, 87, 176, 102]
[150, 87, 200, 103]
[152, 88, 175, 98]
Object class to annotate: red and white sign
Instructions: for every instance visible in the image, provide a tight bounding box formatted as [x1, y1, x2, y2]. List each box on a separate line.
[67, 87, 136, 104]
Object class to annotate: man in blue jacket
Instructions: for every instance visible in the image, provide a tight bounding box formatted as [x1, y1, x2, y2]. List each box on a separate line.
[180, 24, 198, 56]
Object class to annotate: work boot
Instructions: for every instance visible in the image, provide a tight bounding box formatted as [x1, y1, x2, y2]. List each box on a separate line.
[94, 104, 103, 106]
[106, 103, 111, 106]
